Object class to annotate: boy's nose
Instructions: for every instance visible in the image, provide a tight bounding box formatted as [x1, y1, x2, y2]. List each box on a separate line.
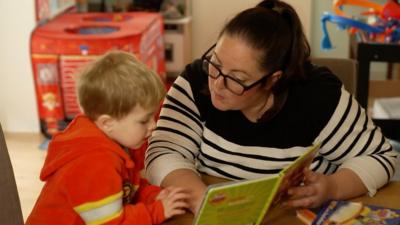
[148, 118, 157, 132]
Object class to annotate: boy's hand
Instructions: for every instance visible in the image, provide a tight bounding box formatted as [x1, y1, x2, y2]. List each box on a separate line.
[285, 169, 336, 208]
[158, 187, 190, 219]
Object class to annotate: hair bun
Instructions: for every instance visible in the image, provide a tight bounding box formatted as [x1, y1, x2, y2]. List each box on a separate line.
[257, 0, 276, 9]
[257, 0, 285, 14]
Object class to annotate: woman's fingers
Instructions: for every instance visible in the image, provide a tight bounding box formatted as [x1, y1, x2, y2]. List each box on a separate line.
[286, 196, 315, 208]
[288, 185, 316, 198]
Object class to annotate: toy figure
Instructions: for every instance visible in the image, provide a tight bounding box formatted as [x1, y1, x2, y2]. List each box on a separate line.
[321, 0, 400, 49]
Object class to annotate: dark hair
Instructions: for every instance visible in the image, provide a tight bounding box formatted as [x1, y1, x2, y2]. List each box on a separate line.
[219, 0, 311, 120]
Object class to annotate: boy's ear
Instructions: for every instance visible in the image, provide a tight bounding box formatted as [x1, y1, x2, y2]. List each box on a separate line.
[95, 114, 115, 133]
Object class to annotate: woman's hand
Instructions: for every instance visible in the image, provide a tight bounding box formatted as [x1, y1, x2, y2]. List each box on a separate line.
[157, 187, 190, 219]
[285, 169, 337, 208]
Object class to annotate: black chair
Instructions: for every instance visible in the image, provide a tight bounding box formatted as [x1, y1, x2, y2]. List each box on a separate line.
[312, 57, 357, 95]
[0, 124, 24, 225]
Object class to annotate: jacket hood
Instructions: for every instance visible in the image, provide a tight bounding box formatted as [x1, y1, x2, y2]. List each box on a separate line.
[40, 115, 134, 181]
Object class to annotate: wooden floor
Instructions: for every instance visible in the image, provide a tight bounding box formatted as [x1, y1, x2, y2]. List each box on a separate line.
[5, 132, 46, 221]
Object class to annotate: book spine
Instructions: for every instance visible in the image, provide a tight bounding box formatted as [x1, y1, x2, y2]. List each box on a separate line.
[255, 176, 283, 225]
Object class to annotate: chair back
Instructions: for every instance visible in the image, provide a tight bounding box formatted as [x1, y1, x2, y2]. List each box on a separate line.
[312, 57, 358, 95]
[0, 124, 24, 225]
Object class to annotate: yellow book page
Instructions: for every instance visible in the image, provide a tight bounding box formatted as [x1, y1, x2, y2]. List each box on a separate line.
[194, 176, 281, 225]
[269, 144, 320, 208]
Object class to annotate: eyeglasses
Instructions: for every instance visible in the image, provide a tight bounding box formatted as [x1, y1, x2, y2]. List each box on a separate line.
[201, 43, 274, 95]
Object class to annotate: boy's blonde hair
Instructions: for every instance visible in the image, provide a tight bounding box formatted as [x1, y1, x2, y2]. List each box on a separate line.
[77, 50, 165, 120]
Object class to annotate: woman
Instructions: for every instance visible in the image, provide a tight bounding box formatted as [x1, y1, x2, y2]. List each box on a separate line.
[145, 0, 398, 213]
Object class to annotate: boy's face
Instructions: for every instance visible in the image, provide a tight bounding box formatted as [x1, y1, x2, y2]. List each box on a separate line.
[106, 105, 157, 149]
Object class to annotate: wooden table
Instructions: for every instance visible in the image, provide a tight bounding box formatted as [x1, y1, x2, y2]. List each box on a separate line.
[162, 175, 400, 225]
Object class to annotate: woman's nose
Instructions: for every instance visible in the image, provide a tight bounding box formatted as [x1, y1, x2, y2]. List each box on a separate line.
[213, 75, 225, 90]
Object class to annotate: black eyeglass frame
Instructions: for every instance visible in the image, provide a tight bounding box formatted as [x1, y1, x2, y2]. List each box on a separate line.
[201, 43, 275, 95]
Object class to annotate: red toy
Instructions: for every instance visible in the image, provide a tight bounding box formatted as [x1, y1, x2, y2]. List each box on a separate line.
[31, 11, 166, 137]
[334, 0, 400, 20]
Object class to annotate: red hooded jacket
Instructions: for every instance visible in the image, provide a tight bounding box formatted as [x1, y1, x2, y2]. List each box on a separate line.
[25, 115, 165, 225]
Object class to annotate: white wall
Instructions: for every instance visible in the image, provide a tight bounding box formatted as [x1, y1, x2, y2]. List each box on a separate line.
[0, 0, 39, 133]
[191, 0, 312, 59]
[191, 0, 259, 59]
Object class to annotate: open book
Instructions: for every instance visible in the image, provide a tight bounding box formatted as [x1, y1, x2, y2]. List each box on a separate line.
[192, 144, 320, 225]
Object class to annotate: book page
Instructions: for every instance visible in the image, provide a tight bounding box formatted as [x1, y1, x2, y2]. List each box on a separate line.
[269, 144, 320, 207]
[193, 176, 281, 225]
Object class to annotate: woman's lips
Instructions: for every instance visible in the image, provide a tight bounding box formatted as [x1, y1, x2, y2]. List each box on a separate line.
[213, 92, 225, 101]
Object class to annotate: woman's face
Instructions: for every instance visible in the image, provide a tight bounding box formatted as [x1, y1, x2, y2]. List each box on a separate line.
[207, 35, 269, 112]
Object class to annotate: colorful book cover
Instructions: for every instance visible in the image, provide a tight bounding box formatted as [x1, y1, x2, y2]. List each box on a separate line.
[192, 144, 320, 225]
[312, 200, 400, 225]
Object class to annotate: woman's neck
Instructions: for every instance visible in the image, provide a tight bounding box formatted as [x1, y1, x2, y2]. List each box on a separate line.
[242, 93, 274, 123]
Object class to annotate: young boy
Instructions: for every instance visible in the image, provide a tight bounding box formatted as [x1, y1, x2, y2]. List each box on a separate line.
[26, 51, 189, 225]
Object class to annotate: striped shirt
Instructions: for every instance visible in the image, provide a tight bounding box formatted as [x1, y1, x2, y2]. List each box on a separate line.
[145, 60, 398, 196]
